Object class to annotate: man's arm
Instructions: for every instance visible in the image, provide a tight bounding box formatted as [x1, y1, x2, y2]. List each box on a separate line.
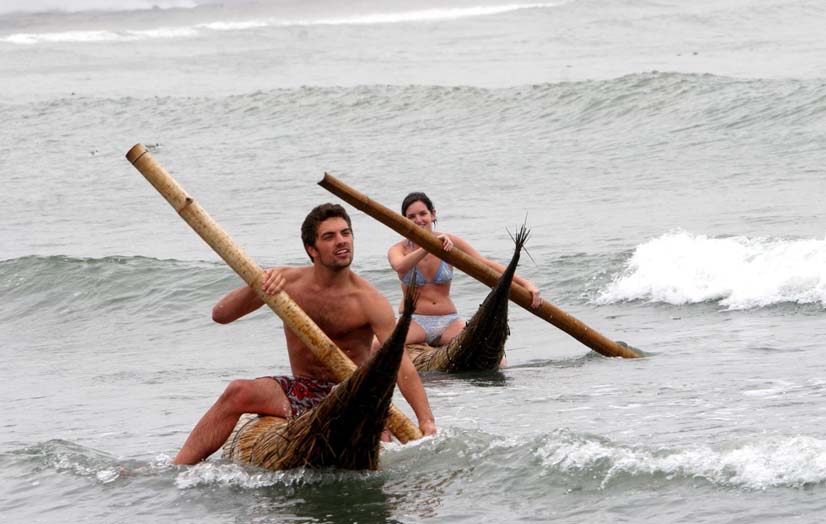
[367, 290, 437, 436]
[396, 349, 437, 436]
[212, 267, 285, 323]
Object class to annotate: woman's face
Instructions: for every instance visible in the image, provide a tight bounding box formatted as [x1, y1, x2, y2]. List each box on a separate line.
[404, 200, 435, 230]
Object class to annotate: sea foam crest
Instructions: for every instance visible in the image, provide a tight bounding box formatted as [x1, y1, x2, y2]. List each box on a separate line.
[4, 27, 199, 44]
[14, 439, 128, 484]
[596, 231, 826, 310]
[175, 461, 378, 490]
[283, 3, 559, 26]
[538, 433, 826, 490]
[2, 3, 559, 44]
[202, 3, 561, 29]
[0, 0, 199, 16]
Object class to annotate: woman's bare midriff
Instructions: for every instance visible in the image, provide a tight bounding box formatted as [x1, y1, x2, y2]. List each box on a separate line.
[398, 284, 457, 315]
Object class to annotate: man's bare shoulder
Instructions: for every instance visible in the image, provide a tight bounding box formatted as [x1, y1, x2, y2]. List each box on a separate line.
[277, 265, 311, 281]
[348, 272, 392, 307]
[347, 270, 378, 292]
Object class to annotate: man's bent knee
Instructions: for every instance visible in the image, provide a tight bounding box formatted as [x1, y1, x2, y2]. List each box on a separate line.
[220, 377, 292, 418]
[218, 379, 259, 412]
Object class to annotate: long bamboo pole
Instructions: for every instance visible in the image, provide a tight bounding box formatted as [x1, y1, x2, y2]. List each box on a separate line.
[318, 173, 641, 359]
[125, 144, 423, 442]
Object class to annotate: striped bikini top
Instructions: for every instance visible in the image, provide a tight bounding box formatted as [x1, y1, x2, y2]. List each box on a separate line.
[400, 260, 454, 286]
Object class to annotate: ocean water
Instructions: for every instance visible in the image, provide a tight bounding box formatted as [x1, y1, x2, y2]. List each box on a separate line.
[2, 0, 826, 522]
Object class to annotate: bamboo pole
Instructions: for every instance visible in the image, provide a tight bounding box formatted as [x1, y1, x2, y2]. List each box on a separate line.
[125, 144, 423, 442]
[318, 173, 641, 359]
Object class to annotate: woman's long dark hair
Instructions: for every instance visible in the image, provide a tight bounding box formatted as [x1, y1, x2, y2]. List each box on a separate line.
[401, 192, 435, 217]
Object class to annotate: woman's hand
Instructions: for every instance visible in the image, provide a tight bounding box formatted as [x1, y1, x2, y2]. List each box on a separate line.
[437, 233, 454, 252]
[527, 284, 542, 309]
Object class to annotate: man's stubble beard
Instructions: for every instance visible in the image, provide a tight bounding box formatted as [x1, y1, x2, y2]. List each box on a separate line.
[320, 251, 353, 271]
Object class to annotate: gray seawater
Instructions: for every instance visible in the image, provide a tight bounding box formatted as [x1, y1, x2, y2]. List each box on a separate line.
[2, 1, 826, 522]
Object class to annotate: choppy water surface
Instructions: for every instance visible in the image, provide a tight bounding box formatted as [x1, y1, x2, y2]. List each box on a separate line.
[2, 1, 826, 522]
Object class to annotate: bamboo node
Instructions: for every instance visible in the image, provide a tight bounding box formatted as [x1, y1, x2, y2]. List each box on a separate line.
[177, 197, 194, 213]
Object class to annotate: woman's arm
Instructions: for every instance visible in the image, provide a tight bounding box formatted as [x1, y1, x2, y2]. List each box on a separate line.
[387, 234, 454, 275]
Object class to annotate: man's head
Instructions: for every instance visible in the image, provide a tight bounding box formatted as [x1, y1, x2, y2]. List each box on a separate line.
[301, 203, 354, 267]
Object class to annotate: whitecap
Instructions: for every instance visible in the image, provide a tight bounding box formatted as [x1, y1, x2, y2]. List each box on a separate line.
[597, 230, 826, 310]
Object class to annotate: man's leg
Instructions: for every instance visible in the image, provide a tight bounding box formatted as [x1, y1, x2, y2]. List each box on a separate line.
[172, 377, 292, 465]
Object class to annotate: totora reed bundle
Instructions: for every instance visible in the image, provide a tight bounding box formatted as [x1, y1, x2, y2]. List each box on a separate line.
[409, 225, 529, 372]
[222, 284, 419, 470]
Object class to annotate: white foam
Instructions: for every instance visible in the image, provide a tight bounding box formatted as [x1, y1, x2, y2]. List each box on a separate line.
[538, 433, 826, 489]
[129, 27, 200, 39]
[5, 30, 127, 44]
[2, 27, 200, 44]
[285, 4, 559, 27]
[175, 462, 282, 489]
[597, 231, 826, 310]
[198, 20, 270, 32]
[174, 461, 375, 489]
[2, 3, 560, 45]
[0, 0, 200, 16]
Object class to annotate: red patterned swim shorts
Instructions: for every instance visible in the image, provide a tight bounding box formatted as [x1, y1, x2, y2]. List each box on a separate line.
[269, 376, 336, 418]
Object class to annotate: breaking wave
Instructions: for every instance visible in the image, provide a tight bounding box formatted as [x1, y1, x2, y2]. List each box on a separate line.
[597, 231, 826, 310]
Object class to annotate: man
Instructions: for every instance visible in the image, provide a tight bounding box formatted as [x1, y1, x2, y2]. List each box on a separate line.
[172, 203, 437, 465]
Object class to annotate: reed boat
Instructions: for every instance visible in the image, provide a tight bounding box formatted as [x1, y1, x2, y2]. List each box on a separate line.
[221, 287, 418, 471]
[408, 226, 528, 372]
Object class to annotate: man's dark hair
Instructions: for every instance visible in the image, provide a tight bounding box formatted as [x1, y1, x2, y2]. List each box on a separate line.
[301, 203, 352, 261]
[401, 192, 435, 217]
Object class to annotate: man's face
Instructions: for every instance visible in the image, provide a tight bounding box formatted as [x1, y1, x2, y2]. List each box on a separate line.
[308, 217, 354, 269]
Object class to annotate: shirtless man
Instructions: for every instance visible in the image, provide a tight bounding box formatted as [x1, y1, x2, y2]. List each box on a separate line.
[172, 203, 436, 465]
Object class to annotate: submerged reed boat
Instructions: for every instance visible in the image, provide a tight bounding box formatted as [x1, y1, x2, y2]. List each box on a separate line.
[408, 226, 528, 373]
[221, 287, 418, 471]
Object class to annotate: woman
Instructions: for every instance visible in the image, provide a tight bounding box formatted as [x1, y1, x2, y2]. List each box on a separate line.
[388, 192, 542, 347]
